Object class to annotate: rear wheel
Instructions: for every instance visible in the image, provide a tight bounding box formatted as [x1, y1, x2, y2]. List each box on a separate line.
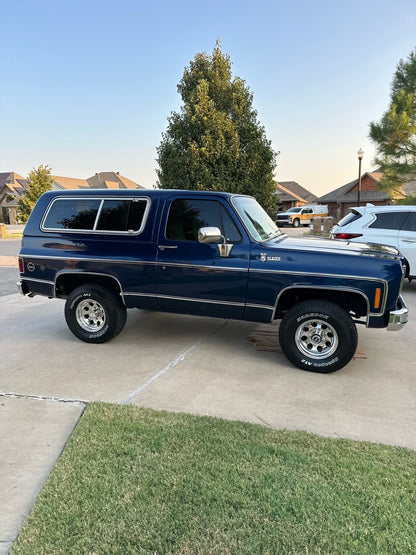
[278, 300, 358, 373]
[65, 284, 127, 343]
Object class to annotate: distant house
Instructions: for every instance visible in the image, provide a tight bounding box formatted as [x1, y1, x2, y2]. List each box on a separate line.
[274, 181, 318, 212]
[0, 171, 143, 224]
[316, 171, 416, 222]
[0, 172, 28, 224]
[86, 172, 142, 190]
[52, 176, 91, 190]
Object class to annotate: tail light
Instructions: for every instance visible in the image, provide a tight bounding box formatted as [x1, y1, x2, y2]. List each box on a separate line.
[18, 258, 24, 272]
[333, 233, 363, 240]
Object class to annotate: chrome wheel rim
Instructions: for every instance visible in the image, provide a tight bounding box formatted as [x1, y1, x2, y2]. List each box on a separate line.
[295, 318, 338, 359]
[75, 299, 106, 332]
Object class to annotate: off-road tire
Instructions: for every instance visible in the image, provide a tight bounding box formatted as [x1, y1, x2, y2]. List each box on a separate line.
[278, 299, 358, 373]
[65, 284, 127, 343]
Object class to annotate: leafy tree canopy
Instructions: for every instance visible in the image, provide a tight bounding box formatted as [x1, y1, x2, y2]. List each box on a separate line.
[156, 41, 278, 213]
[18, 164, 53, 222]
[369, 48, 416, 202]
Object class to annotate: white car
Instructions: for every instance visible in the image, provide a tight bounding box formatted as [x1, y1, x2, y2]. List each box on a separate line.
[331, 204, 416, 280]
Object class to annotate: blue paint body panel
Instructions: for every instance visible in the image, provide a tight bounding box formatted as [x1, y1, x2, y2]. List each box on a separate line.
[19, 188, 407, 329]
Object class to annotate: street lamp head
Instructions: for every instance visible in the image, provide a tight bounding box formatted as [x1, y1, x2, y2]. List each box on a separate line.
[357, 148, 364, 160]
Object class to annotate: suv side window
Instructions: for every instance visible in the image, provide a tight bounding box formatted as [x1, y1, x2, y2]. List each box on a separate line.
[43, 199, 101, 230]
[368, 212, 408, 230]
[403, 212, 416, 232]
[42, 198, 149, 233]
[166, 199, 242, 242]
[96, 199, 147, 232]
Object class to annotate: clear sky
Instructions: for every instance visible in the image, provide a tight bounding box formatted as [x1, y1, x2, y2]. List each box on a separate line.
[1, 0, 415, 197]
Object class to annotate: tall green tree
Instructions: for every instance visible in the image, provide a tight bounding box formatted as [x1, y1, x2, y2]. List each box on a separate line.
[369, 48, 416, 199]
[156, 42, 278, 213]
[18, 164, 54, 222]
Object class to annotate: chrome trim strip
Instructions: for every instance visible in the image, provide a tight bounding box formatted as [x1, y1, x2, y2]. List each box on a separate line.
[155, 294, 245, 307]
[54, 270, 125, 303]
[20, 255, 246, 272]
[123, 292, 156, 298]
[245, 303, 274, 311]
[272, 285, 374, 321]
[20, 277, 55, 286]
[19, 255, 156, 266]
[250, 266, 388, 285]
[156, 261, 245, 272]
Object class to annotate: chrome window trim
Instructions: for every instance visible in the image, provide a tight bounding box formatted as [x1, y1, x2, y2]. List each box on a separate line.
[40, 195, 151, 235]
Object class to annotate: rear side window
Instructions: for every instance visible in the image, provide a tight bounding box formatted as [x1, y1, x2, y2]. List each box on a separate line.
[96, 200, 147, 232]
[337, 210, 362, 227]
[403, 212, 416, 232]
[368, 212, 408, 230]
[42, 197, 149, 233]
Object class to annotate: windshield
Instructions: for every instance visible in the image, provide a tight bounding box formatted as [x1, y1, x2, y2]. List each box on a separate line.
[286, 207, 302, 213]
[232, 196, 281, 241]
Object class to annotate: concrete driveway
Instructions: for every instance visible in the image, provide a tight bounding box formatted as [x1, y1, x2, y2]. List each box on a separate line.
[1, 240, 416, 551]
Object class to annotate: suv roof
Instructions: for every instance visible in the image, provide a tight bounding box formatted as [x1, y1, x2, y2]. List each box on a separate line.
[351, 204, 416, 213]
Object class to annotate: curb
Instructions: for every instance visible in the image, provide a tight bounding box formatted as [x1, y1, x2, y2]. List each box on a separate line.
[0, 256, 18, 268]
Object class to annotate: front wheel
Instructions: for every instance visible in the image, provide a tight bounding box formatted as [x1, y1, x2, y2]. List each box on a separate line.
[278, 300, 358, 373]
[292, 218, 300, 228]
[65, 284, 127, 343]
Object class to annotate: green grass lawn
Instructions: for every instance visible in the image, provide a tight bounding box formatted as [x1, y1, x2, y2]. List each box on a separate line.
[12, 403, 416, 554]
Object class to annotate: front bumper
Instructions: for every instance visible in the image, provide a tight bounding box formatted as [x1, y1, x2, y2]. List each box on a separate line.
[387, 295, 408, 331]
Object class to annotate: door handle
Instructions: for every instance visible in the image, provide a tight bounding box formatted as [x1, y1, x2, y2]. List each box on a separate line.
[159, 245, 178, 250]
[401, 239, 416, 243]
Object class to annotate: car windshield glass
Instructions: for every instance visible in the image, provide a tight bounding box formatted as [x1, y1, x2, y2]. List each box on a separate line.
[232, 196, 281, 241]
[287, 207, 301, 213]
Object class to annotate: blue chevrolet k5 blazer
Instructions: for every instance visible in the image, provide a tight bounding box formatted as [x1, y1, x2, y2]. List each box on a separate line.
[18, 189, 408, 373]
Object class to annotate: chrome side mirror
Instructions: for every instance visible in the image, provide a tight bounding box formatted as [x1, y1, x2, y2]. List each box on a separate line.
[198, 227, 222, 244]
[198, 227, 234, 258]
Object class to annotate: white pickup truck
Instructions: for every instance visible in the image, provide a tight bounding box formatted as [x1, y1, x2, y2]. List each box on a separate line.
[276, 205, 328, 227]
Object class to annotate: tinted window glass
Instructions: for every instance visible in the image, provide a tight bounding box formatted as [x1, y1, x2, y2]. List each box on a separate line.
[403, 212, 416, 232]
[369, 212, 408, 230]
[337, 210, 362, 227]
[221, 206, 242, 242]
[166, 199, 241, 242]
[97, 199, 147, 232]
[43, 199, 101, 230]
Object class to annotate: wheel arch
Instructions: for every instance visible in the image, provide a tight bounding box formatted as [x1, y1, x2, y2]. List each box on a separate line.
[273, 285, 370, 321]
[55, 271, 124, 302]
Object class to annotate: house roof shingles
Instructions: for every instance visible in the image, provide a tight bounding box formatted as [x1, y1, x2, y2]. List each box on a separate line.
[86, 172, 142, 189]
[52, 176, 90, 189]
[316, 172, 391, 204]
[275, 181, 317, 203]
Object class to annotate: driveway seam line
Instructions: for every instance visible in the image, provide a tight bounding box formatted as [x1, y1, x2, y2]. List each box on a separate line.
[121, 319, 231, 405]
[0, 391, 87, 405]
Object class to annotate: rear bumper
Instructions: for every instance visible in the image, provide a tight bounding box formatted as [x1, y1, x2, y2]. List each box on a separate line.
[387, 295, 408, 331]
[17, 280, 29, 295]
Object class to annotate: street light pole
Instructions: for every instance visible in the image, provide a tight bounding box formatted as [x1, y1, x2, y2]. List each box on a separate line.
[357, 148, 364, 207]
